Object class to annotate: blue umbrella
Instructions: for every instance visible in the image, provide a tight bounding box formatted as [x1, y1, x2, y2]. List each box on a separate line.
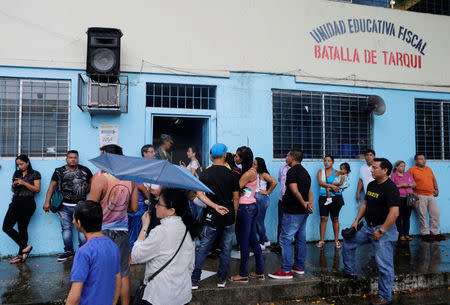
[89, 153, 213, 193]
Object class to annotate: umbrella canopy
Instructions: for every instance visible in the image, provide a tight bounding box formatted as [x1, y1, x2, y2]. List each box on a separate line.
[89, 153, 213, 193]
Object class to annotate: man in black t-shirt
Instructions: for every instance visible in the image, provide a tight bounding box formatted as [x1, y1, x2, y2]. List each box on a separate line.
[269, 149, 313, 280]
[191, 143, 240, 289]
[342, 158, 400, 305]
[43, 150, 93, 261]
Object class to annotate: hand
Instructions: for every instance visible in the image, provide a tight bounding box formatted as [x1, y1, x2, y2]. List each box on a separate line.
[331, 185, 340, 192]
[179, 161, 186, 168]
[14, 178, 25, 185]
[43, 202, 50, 212]
[414, 193, 419, 200]
[373, 229, 383, 241]
[214, 204, 229, 215]
[258, 190, 268, 195]
[356, 193, 361, 202]
[305, 202, 313, 214]
[433, 189, 439, 197]
[351, 221, 359, 230]
[141, 211, 151, 228]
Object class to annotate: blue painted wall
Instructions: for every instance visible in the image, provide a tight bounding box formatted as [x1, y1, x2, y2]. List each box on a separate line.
[0, 66, 449, 256]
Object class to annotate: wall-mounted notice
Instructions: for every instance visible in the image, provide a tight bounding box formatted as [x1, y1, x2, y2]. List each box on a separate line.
[99, 125, 119, 147]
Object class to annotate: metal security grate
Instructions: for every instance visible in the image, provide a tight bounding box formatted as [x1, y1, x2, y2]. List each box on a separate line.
[415, 99, 450, 160]
[272, 90, 372, 159]
[146, 83, 216, 110]
[0, 78, 70, 158]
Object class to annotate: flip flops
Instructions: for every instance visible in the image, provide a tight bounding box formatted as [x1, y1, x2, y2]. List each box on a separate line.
[9, 255, 22, 264]
[21, 245, 33, 262]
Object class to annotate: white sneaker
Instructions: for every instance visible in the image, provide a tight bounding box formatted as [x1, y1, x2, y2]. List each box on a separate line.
[264, 241, 271, 248]
[260, 244, 265, 250]
[217, 281, 226, 288]
[324, 198, 333, 206]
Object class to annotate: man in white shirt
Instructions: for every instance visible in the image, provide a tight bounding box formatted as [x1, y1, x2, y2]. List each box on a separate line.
[356, 149, 375, 203]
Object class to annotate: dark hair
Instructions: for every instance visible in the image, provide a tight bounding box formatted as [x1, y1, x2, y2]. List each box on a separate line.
[159, 188, 201, 240]
[374, 158, 393, 176]
[340, 162, 351, 174]
[255, 157, 269, 174]
[365, 149, 376, 156]
[324, 155, 334, 162]
[141, 144, 154, 157]
[67, 150, 79, 156]
[225, 152, 237, 169]
[74, 200, 103, 233]
[414, 153, 425, 160]
[236, 146, 254, 175]
[15, 154, 33, 172]
[393, 160, 405, 173]
[289, 149, 303, 162]
[100, 144, 123, 155]
[188, 146, 201, 167]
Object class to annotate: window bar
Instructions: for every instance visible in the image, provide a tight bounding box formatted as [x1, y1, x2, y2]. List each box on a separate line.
[321, 93, 326, 158]
[441, 101, 445, 160]
[42, 82, 46, 158]
[18, 80, 23, 155]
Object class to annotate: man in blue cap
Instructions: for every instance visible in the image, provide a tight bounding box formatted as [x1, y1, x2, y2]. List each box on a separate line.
[191, 143, 240, 290]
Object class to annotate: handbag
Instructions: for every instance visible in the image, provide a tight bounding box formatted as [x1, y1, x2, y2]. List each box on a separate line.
[406, 193, 416, 208]
[50, 189, 63, 213]
[132, 228, 188, 305]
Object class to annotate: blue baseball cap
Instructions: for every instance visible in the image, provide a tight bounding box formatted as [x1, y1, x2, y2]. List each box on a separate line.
[210, 143, 228, 157]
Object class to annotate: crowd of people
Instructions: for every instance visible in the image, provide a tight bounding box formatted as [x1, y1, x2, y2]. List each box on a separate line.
[1, 133, 446, 305]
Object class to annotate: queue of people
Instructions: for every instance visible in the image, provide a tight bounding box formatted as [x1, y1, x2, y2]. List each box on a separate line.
[1, 139, 447, 305]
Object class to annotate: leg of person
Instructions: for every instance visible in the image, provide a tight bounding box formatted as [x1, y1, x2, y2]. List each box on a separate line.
[191, 225, 218, 285]
[2, 203, 22, 252]
[59, 205, 75, 257]
[317, 196, 330, 247]
[277, 200, 283, 244]
[255, 193, 269, 246]
[235, 205, 252, 279]
[325, 188, 333, 205]
[342, 225, 370, 276]
[217, 224, 235, 285]
[371, 225, 398, 302]
[396, 198, 405, 239]
[330, 199, 343, 248]
[415, 195, 430, 235]
[17, 200, 36, 260]
[403, 198, 413, 238]
[248, 204, 264, 276]
[427, 195, 441, 236]
[293, 214, 309, 272]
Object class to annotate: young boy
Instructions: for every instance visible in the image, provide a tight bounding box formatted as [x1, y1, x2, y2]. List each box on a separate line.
[66, 201, 121, 305]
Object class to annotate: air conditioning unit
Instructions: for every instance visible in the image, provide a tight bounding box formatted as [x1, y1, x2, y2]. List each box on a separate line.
[88, 83, 120, 108]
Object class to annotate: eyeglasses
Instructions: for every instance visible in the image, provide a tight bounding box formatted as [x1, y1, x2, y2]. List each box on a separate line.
[156, 202, 168, 208]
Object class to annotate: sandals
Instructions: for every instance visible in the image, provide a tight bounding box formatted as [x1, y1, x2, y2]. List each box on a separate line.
[229, 275, 249, 283]
[9, 255, 23, 264]
[249, 272, 265, 280]
[335, 241, 342, 249]
[405, 235, 413, 241]
[315, 241, 325, 248]
[21, 246, 33, 261]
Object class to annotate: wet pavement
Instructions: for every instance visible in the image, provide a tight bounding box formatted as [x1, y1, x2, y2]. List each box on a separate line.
[0, 236, 448, 304]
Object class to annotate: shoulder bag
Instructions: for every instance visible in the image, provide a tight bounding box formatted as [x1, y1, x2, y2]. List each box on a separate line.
[50, 180, 63, 213]
[132, 228, 188, 305]
[406, 193, 416, 208]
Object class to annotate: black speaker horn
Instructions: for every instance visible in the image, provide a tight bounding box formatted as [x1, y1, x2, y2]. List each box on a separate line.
[86, 27, 123, 83]
[367, 95, 386, 116]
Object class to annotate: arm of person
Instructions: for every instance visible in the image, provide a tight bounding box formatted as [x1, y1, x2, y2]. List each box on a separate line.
[239, 170, 256, 189]
[86, 177, 92, 194]
[131, 212, 162, 263]
[288, 183, 307, 208]
[433, 176, 439, 197]
[43, 180, 57, 211]
[65, 282, 83, 305]
[112, 273, 121, 305]
[150, 185, 162, 198]
[316, 170, 339, 192]
[332, 175, 345, 187]
[373, 206, 399, 240]
[351, 200, 367, 229]
[127, 182, 139, 213]
[15, 179, 41, 193]
[356, 179, 363, 202]
[196, 191, 229, 215]
[87, 175, 106, 202]
[306, 188, 314, 213]
[259, 173, 278, 195]
[138, 184, 149, 200]
[232, 190, 240, 220]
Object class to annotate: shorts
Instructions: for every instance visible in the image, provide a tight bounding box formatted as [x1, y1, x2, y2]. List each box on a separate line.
[102, 229, 130, 278]
[318, 195, 343, 218]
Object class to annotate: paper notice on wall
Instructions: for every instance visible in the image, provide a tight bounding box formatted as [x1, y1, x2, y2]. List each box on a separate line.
[99, 125, 119, 147]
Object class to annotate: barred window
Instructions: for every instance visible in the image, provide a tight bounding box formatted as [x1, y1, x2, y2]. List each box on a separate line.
[415, 99, 450, 160]
[272, 90, 372, 159]
[146, 83, 216, 109]
[0, 78, 70, 158]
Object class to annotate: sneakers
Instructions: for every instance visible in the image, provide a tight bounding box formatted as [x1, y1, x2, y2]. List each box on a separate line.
[370, 296, 392, 305]
[57, 252, 74, 261]
[431, 234, 446, 241]
[324, 197, 333, 206]
[291, 265, 305, 275]
[268, 270, 293, 279]
[263, 241, 271, 248]
[191, 281, 199, 290]
[260, 244, 265, 250]
[217, 281, 226, 288]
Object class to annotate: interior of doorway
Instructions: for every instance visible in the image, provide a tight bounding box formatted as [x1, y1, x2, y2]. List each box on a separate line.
[152, 116, 208, 167]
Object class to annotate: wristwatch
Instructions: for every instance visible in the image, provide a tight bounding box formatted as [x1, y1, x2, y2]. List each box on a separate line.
[378, 228, 386, 235]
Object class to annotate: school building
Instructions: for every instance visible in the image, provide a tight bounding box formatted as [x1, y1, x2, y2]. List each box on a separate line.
[0, 0, 449, 256]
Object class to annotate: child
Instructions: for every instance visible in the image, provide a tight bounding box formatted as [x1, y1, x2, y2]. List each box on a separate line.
[66, 201, 121, 305]
[325, 163, 351, 206]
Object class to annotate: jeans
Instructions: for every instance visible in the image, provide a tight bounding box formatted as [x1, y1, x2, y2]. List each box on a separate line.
[192, 224, 235, 283]
[280, 212, 309, 271]
[255, 193, 270, 244]
[342, 224, 398, 301]
[59, 205, 86, 253]
[396, 197, 412, 236]
[237, 203, 264, 277]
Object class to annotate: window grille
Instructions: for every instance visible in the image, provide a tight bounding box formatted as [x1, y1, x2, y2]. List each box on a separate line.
[415, 99, 450, 160]
[272, 90, 372, 159]
[146, 83, 216, 110]
[0, 78, 70, 158]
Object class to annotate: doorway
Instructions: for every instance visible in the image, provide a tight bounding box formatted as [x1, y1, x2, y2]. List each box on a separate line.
[152, 116, 209, 167]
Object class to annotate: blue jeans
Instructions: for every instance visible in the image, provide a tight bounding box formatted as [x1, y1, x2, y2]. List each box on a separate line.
[342, 224, 398, 301]
[255, 193, 270, 245]
[192, 224, 235, 283]
[237, 203, 264, 277]
[280, 212, 309, 272]
[59, 205, 86, 253]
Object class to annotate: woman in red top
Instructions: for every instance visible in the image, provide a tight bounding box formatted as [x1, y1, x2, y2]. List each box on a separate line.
[390, 160, 416, 241]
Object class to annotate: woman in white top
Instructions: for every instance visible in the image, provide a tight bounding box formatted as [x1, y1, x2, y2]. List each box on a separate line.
[254, 157, 278, 250]
[131, 188, 198, 305]
[180, 146, 201, 177]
